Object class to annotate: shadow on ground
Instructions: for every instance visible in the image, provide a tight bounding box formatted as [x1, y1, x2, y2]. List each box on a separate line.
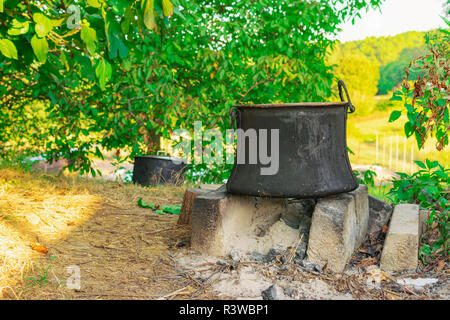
[0, 168, 203, 299]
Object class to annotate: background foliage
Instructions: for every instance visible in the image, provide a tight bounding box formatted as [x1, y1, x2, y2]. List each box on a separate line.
[0, 0, 382, 175]
[388, 21, 449, 263]
[328, 30, 429, 115]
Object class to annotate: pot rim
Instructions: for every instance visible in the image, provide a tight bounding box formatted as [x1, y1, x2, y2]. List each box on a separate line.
[233, 101, 349, 108]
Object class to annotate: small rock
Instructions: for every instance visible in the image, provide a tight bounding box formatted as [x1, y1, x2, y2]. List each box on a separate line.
[301, 260, 322, 273]
[265, 248, 284, 263]
[283, 287, 294, 297]
[250, 251, 265, 262]
[261, 285, 278, 300]
[294, 242, 307, 262]
[396, 278, 438, 291]
[175, 240, 189, 248]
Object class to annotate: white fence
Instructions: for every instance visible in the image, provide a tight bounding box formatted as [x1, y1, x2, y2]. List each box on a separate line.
[375, 133, 415, 174]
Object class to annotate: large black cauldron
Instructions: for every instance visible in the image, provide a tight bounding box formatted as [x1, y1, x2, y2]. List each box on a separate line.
[226, 80, 358, 198]
[132, 155, 186, 186]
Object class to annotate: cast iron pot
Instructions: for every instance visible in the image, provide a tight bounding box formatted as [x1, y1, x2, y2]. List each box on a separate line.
[132, 155, 187, 186]
[226, 80, 358, 198]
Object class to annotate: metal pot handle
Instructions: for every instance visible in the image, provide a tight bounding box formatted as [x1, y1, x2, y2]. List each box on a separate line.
[229, 106, 241, 130]
[338, 80, 355, 113]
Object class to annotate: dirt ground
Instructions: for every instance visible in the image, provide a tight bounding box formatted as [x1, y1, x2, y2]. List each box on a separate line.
[0, 168, 448, 300]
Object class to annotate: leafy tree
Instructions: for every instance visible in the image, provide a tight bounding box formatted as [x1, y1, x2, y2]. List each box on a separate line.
[389, 26, 449, 151]
[331, 31, 427, 67]
[332, 53, 380, 96]
[387, 19, 449, 262]
[378, 46, 425, 94]
[0, 0, 383, 175]
[329, 30, 428, 98]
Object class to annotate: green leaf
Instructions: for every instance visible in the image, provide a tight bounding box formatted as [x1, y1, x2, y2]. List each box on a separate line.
[95, 59, 112, 90]
[143, 0, 157, 30]
[414, 160, 426, 169]
[0, 0, 3, 13]
[105, 13, 128, 59]
[425, 159, 439, 169]
[421, 244, 431, 256]
[162, 0, 174, 17]
[8, 18, 30, 35]
[435, 170, 448, 179]
[81, 25, 97, 55]
[424, 185, 439, 199]
[137, 198, 155, 209]
[390, 95, 402, 102]
[33, 13, 53, 38]
[347, 146, 354, 155]
[161, 204, 181, 215]
[51, 17, 65, 27]
[0, 39, 18, 59]
[121, 5, 133, 33]
[87, 0, 102, 8]
[60, 51, 69, 70]
[431, 239, 443, 252]
[389, 110, 401, 122]
[414, 131, 423, 150]
[404, 121, 413, 137]
[31, 35, 48, 63]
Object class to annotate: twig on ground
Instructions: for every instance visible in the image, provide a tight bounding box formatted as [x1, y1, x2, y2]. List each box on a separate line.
[157, 286, 190, 300]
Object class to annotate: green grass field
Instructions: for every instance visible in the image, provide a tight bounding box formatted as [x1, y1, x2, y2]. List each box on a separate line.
[347, 108, 449, 173]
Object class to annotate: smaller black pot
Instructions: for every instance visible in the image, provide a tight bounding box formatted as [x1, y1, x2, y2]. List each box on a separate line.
[132, 155, 187, 186]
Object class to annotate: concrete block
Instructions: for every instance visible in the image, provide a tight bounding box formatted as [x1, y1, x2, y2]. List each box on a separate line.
[306, 185, 369, 273]
[190, 192, 296, 256]
[198, 184, 225, 191]
[380, 204, 419, 272]
[349, 185, 370, 245]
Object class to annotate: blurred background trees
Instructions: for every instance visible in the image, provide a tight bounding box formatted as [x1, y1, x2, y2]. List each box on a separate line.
[0, 0, 383, 173]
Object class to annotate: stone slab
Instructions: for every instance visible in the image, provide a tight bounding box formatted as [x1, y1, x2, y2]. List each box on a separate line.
[198, 184, 225, 191]
[306, 185, 369, 273]
[190, 192, 299, 256]
[380, 204, 419, 272]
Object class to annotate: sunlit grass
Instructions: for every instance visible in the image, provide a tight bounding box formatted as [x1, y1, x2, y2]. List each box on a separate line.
[0, 166, 187, 298]
[0, 168, 102, 297]
[347, 109, 449, 173]
[367, 184, 392, 203]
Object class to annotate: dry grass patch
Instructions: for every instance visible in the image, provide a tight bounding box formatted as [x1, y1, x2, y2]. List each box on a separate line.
[0, 167, 189, 299]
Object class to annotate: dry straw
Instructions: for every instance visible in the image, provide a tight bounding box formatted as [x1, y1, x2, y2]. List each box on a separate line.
[0, 167, 191, 299]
